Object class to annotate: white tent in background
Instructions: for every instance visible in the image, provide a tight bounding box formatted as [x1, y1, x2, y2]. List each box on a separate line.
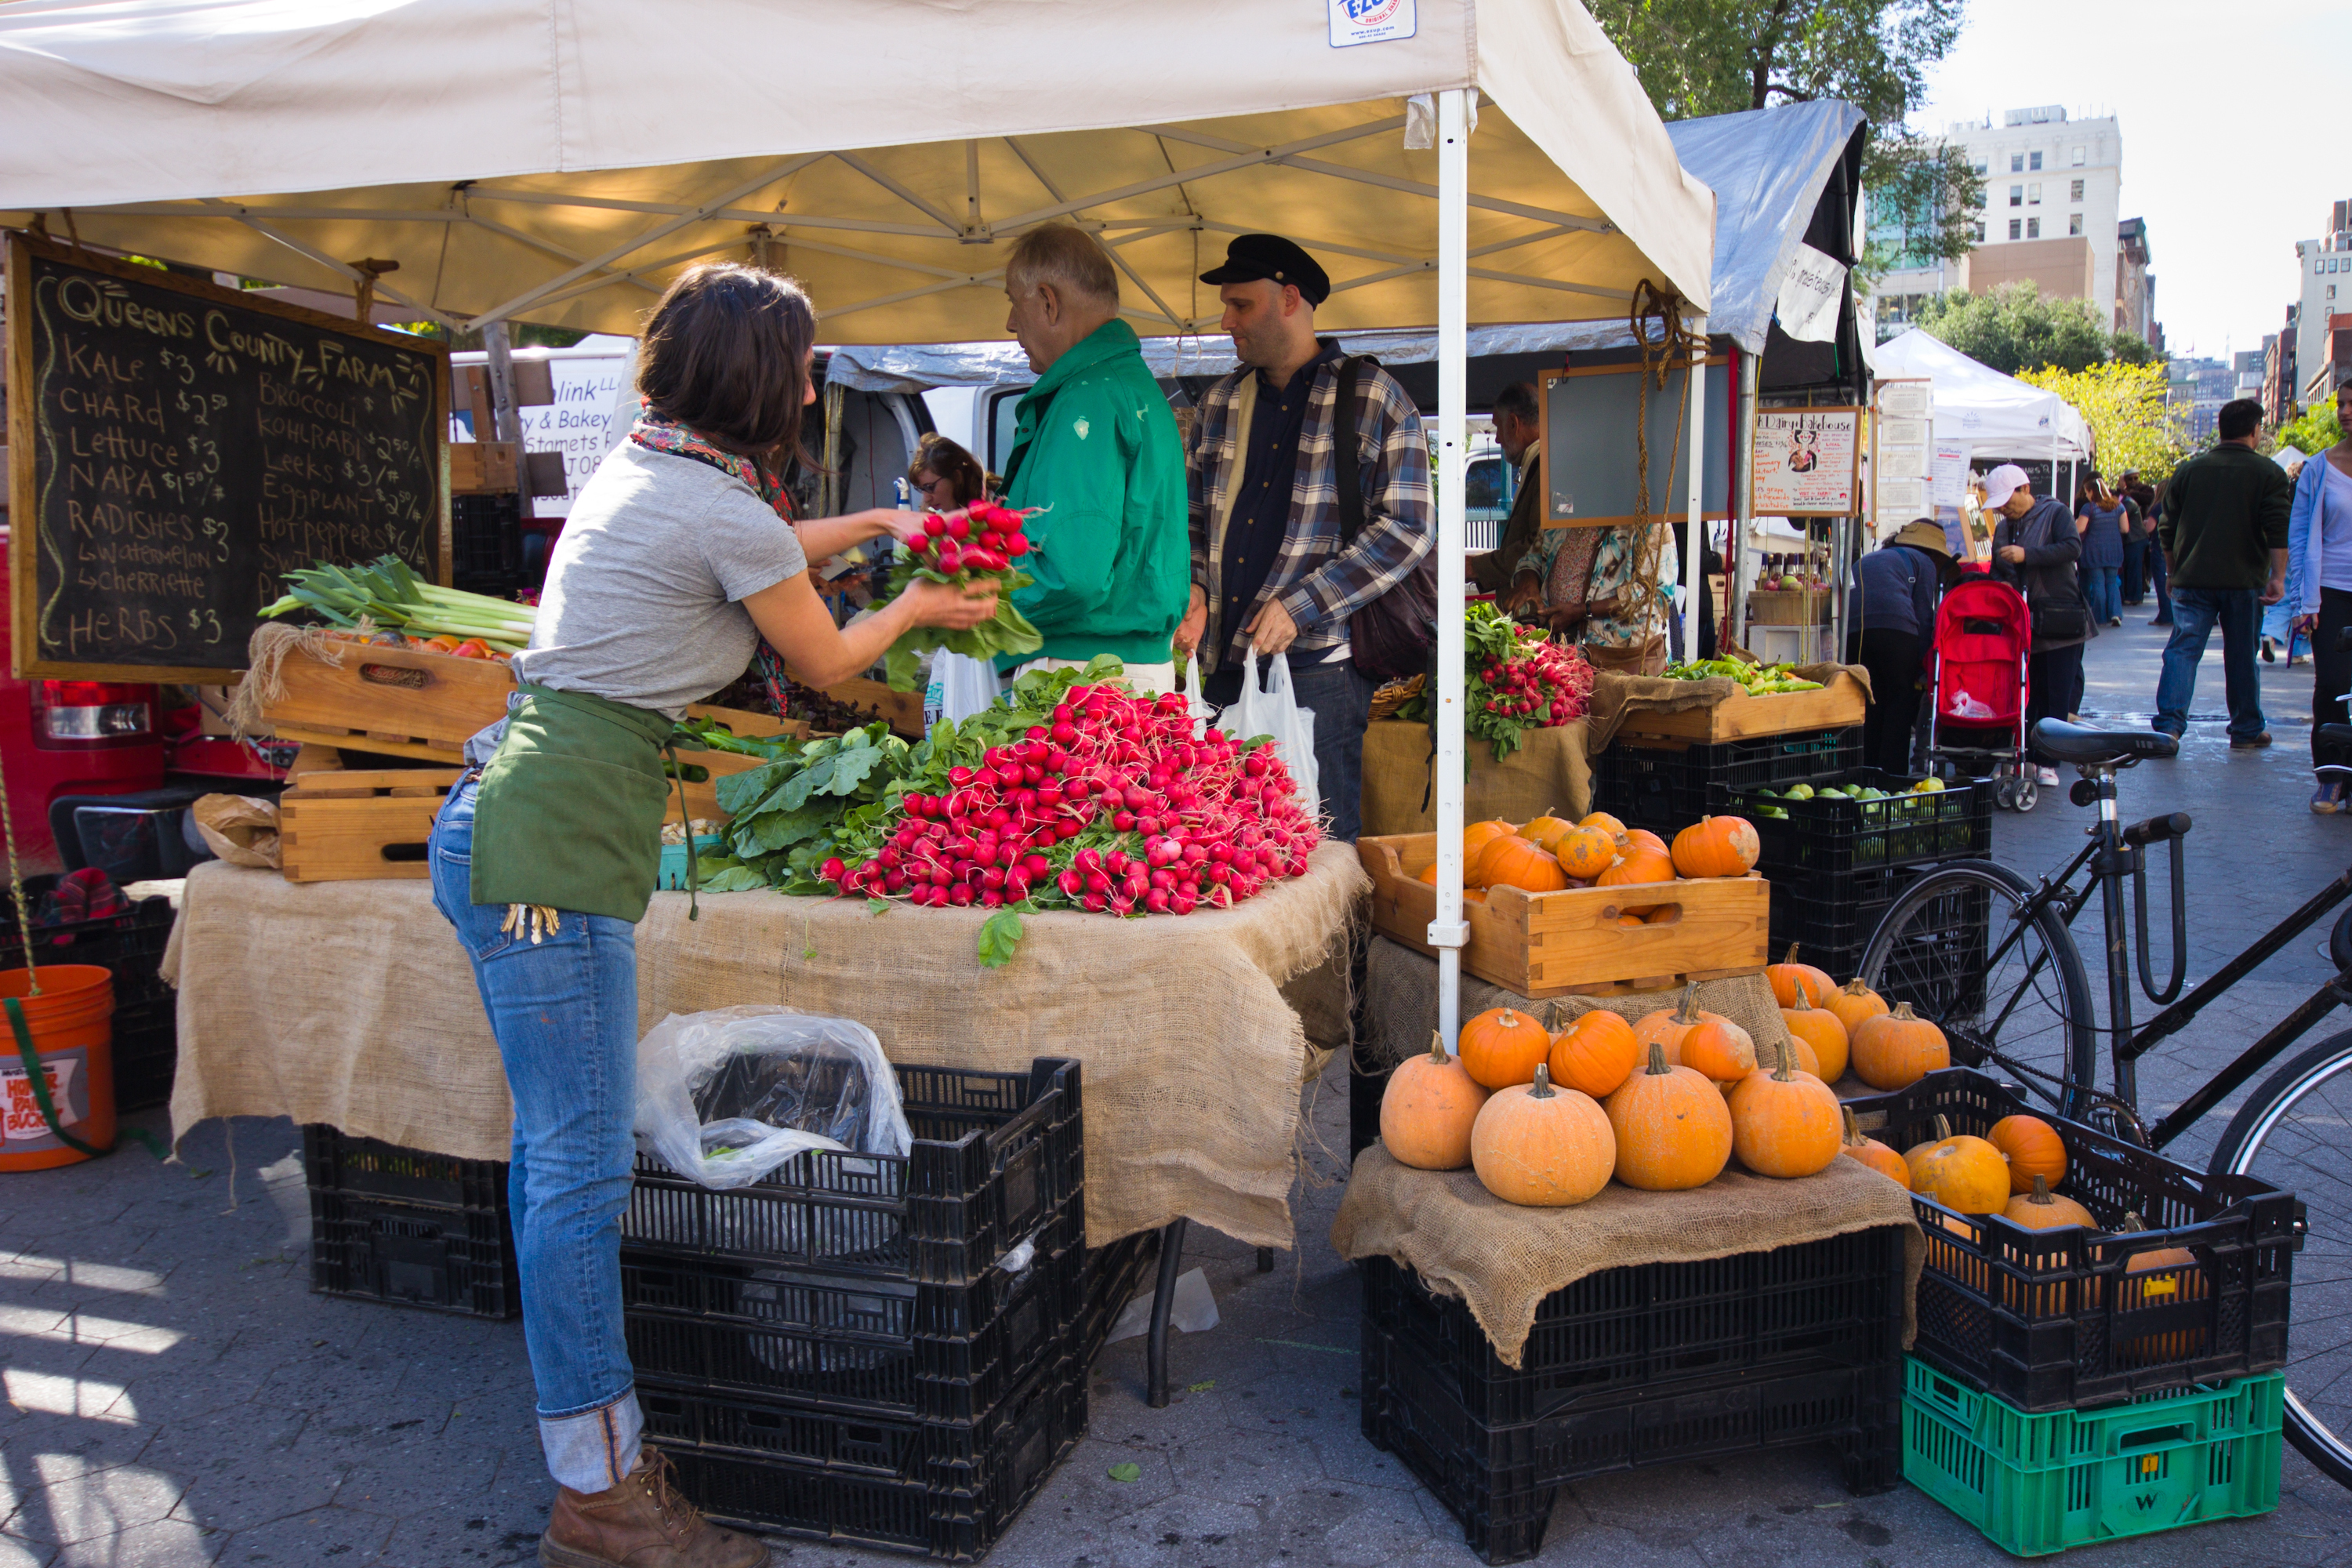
[1873, 327, 2094, 463]
[0, 0, 1717, 1048]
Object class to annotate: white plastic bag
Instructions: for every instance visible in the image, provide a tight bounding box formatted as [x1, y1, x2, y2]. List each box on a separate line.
[934, 651, 1002, 724]
[1216, 648, 1319, 822]
[633, 1005, 911, 1191]
[1176, 652, 1217, 727]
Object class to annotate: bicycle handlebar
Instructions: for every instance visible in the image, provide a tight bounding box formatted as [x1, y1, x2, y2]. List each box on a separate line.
[2124, 812, 2194, 848]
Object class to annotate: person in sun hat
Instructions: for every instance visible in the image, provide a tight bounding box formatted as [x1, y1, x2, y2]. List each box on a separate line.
[1848, 517, 1959, 773]
[1986, 463, 2093, 789]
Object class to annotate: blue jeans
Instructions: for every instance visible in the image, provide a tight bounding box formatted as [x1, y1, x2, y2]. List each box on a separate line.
[430, 776, 645, 1493]
[2154, 587, 2266, 740]
[2151, 546, 2172, 622]
[2082, 567, 2122, 624]
[2120, 539, 2147, 604]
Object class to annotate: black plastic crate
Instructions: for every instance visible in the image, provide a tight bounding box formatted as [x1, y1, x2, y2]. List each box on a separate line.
[452, 492, 524, 597]
[623, 1058, 1082, 1289]
[0, 873, 178, 1007]
[649, 1352, 1084, 1562]
[307, 1188, 520, 1318]
[1076, 1231, 1159, 1369]
[110, 995, 176, 1113]
[1766, 866, 1907, 960]
[1734, 768, 1992, 876]
[1845, 1069, 2297, 1412]
[303, 1123, 510, 1210]
[622, 1242, 1083, 1424]
[1361, 1251, 1904, 1564]
[1594, 727, 1860, 832]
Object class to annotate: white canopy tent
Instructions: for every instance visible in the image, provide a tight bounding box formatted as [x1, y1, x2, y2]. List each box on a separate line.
[1873, 327, 2094, 472]
[0, 0, 1715, 1047]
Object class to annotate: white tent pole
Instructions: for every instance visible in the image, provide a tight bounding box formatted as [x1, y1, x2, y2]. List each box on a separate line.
[1682, 326, 1708, 662]
[1431, 85, 1471, 1051]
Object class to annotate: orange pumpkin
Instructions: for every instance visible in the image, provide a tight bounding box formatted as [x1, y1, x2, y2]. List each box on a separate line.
[1617, 913, 1647, 927]
[1475, 834, 1570, 893]
[1555, 826, 1618, 880]
[1838, 1106, 1910, 1186]
[1470, 1064, 1617, 1207]
[1765, 943, 1837, 1009]
[2114, 1212, 2209, 1362]
[1577, 811, 1626, 837]
[1904, 1114, 2010, 1214]
[1671, 815, 1760, 879]
[1678, 1010, 1759, 1084]
[1780, 991, 1849, 1084]
[1605, 1043, 1733, 1191]
[1519, 813, 1576, 854]
[1728, 1043, 1842, 1178]
[1417, 863, 1440, 886]
[1457, 1006, 1552, 1091]
[1644, 906, 1678, 924]
[1851, 1003, 1951, 1091]
[1379, 1032, 1490, 1171]
[1599, 843, 1675, 887]
[1461, 818, 1516, 871]
[1547, 1007, 1642, 1099]
[1624, 827, 1671, 858]
[1780, 1033, 1821, 1077]
[1823, 977, 1891, 1036]
[1632, 984, 1708, 1062]
[1987, 1114, 2067, 1196]
[2002, 1174, 2095, 1229]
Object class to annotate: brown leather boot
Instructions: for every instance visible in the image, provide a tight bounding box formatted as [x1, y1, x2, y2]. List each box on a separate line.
[539, 1446, 770, 1568]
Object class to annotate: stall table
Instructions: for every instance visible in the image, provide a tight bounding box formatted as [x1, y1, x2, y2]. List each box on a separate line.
[1361, 718, 1590, 838]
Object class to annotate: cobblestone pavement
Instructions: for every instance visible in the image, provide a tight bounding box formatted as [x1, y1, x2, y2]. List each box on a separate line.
[7, 615, 2352, 1566]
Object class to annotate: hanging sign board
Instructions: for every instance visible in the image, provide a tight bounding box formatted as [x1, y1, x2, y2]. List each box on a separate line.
[1750, 406, 1862, 517]
[1871, 377, 1933, 526]
[1537, 359, 1731, 528]
[5, 233, 448, 681]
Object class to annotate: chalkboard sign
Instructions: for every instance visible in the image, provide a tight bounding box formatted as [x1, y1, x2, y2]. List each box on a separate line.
[5, 234, 448, 680]
[1538, 359, 1731, 528]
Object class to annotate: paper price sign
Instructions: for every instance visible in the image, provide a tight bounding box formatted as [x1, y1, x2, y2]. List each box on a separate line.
[1751, 408, 1861, 517]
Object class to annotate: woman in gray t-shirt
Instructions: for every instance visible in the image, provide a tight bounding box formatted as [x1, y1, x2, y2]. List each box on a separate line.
[428, 263, 994, 1568]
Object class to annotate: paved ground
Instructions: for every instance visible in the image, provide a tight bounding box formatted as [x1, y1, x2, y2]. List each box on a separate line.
[7, 612, 2352, 1567]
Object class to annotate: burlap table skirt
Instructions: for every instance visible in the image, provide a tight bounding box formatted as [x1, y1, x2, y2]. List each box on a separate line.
[1359, 719, 1590, 839]
[162, 844, 1368, 1250]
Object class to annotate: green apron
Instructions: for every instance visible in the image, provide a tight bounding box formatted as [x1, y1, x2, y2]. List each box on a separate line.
[469, 684, 678, 923]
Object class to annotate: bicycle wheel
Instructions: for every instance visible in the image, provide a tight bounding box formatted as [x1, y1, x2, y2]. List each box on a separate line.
[1857, 859, 2100, 1115]
[2210, 1030, 2352, 1490]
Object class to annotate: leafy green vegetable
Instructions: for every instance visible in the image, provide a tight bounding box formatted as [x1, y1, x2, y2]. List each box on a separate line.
[976, 908, 1026, 968]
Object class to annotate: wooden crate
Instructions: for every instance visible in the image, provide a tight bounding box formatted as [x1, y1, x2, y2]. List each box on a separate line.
[822, 677, 927, 739]
[1613, 670, 1866, 745]
[260, 641, 516, 763]
[1357, 834, 1769, 999]
[279, 746, 463, 883]
[1745, 588, 1832, 626]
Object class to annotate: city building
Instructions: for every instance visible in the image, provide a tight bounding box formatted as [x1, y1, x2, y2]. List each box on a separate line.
[2263, 320, 2296, 430]
[2169, 356, 2238, 446]
[2293, 198, 2352, 406]
[1867, 106, 2159, 347]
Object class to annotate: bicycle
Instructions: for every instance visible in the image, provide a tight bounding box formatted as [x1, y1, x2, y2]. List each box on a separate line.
[1857, 714, 2352, 1485]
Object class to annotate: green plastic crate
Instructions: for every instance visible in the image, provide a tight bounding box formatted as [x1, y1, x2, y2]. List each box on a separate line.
[1901, 1358, 2281, 1556]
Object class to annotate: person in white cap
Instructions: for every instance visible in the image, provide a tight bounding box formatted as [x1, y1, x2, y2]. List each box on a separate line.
[1986, 463, 2093, 788]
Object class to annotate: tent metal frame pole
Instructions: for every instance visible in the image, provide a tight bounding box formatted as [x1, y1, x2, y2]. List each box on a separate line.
[482, 320, 523, 445]
[1730, 350, 1759, 652]
[1432, 86, 1470, 1051]
[1681, 322, 1708, 663]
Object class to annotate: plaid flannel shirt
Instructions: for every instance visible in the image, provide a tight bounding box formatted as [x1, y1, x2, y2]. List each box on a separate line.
[1186, 352, 1433, 673]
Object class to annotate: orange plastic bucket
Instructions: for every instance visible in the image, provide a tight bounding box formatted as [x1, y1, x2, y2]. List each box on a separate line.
[0, 964, 117, 1173]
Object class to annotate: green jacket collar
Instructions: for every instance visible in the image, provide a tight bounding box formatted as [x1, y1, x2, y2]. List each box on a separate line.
[1028, 318, 1142, 399]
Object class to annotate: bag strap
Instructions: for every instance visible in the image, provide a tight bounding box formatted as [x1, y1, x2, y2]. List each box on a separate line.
[1334, 356, 1366, 546]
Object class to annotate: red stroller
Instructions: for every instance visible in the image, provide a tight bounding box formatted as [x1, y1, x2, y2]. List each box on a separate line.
[1929, 577, 2036, 810]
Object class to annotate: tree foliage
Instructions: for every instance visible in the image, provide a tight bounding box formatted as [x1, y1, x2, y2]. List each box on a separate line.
[1588, 0, 1983, 266]
[2015, 362, 2185, 481]
[1913, 284, 2154, 376]
[2277, 397, 2346, 458]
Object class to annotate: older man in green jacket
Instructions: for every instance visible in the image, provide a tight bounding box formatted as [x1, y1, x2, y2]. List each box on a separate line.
[993, 225, 1189, 691]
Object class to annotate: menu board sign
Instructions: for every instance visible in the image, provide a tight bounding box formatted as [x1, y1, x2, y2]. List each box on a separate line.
[1751, 406, 1862, 517]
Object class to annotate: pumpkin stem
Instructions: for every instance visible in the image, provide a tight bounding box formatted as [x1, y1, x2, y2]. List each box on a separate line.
[1645, 1041, 1671, 1076]
[1933, 1113, 1953, 1142]
[1530, 1062, 1556, 1098]
[1543, 1000, 1563, 1034]
[2030, 1174, 2054, 1206]
[1426, 1031, 1450, 1065]
[1673, 982, 1702, 1024]
[1842, 1105, 1864, 1147]
[1784, 942, 1802, 967]
[2122, 1211, 2147, 1234]
[1499, 1007, 1518, 1029]
[1842, 977, 1873, 998]
[1790, 989, 1812, 1015]
[1892, 1001, 1919, 1022]
[1772, 1040, 1794, 1080]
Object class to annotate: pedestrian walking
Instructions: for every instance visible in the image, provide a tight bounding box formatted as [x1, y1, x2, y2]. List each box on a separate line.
[2264, 451, 2310, 665]
[2074, 473, 2127, 627]
[2142, 474, 2174, 624]
[2291, 381, 2352, 811]
[2153, 398, 2292, 746]
[1848, 518, 1958, 773]
[2118, 469, 2152, 607]
[1987, 463, 2092, 786]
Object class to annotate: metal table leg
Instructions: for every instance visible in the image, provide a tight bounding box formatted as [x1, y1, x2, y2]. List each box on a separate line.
[1145, 1217, 1188, 1409]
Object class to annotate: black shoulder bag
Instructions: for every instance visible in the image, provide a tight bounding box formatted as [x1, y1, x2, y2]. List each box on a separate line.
[1332, 357, 1439, 682]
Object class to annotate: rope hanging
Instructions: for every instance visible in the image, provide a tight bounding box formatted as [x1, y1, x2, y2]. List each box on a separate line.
[1624, 280, 1706, 652]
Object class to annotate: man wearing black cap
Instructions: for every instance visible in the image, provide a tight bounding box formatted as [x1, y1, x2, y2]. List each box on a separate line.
[1173, 234, 1434, 841]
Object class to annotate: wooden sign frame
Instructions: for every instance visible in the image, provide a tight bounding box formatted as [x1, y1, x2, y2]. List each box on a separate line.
[1537, 356, 1733, 529]
[1748, 405, 1865, 518]
[5, 231, 452, 681]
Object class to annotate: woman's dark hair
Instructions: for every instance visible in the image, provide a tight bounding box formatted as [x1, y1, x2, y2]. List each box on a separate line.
[909, 433, 989, 507]
[636, 263, 818, 467]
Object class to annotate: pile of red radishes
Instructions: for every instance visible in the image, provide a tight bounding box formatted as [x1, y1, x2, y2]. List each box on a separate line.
[905, 499, 1033, 577]
[1478, 629, 1593, 726]
[820, 681, 1319, 918]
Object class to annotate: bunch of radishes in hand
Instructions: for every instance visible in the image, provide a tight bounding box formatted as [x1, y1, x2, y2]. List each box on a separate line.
[821, 681, 1320, 918]
[907, 499, 1033, 578]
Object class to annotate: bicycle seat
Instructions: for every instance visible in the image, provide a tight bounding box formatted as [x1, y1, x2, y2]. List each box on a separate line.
[2029, 719, 2180, 766]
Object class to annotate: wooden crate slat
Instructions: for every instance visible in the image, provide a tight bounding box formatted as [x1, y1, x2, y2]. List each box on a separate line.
[258, 640, 517, 752]
[1612, 670, 1866, 744]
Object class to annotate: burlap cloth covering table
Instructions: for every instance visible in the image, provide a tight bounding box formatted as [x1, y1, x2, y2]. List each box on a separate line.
[1359, 720, 1589, 838]
[1584, 662, 1872, 753]
[161, 844, 1368, 1250]
[1341, 935, 1921, 1367]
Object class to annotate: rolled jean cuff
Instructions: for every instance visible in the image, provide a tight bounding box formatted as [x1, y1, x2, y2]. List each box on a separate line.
[540, 1388, 642, 1494]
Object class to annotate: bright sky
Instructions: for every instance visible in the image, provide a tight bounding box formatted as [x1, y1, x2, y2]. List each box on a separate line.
[1913, 0, 2352, 363]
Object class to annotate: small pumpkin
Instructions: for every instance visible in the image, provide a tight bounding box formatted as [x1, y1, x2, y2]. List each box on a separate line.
[1461, 818, 1517, 871]
[1417, 863, 1440, 886]
[1823, 977, 1891, 1036]
[1765, 943, 1838, 1009]
[1838, 1106, 1910, 1185]
[1624, 827, 1671, 858]
[1632, 984, 1708, 1062]
[2113, 1212, 2209, 1362]
[1644, 906, 1677, 924]
[1851, 1002, 1951, 1091]
[1457, 1006, 1552, 1091]
[1728, 1043, 1842, 1178]
[1577, 811, 1627, 837]
[1780, 1033, 1821, 1076]
[1678, 1009, 1759, 1084]
[1470, 1063, 1617, 1207]
[2002, 1174, 2095, 1229]
[1379, 1032, 1490, 1171]
[1987, 1114, 2067, 1195]
[1519, 812, 1576, 854]
[1671, 815, 1760, 879]
[1475, 834, 1570, 893]
[1604, 1042, 1734, 1191]
[1546, 1004, 1642, 1099]
[1904, 1113, 2010, 1214]
[1599, 842, 1675, 887]
[1780, 990, 1849, 1083]
[1555, 826, 1618, 880]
